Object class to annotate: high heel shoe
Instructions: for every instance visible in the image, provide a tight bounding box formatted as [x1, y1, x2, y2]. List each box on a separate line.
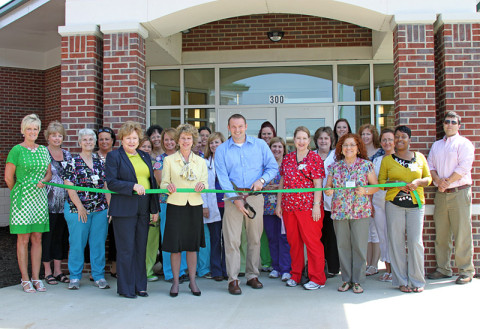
[189, 283, 201, 296]
[32, 279, 47, 292]
[169, 285, 179, 297]
[21, 280, 36, 293]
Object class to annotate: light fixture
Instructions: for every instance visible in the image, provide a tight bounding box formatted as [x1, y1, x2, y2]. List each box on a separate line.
[267, 30, 284, 42]
[181, 29, 191, 34]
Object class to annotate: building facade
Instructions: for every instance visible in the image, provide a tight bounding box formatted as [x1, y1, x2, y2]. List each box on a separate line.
[1, 0, 479, 274]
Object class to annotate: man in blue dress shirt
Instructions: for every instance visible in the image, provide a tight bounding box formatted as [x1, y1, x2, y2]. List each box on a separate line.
[215, 114, 278, 295]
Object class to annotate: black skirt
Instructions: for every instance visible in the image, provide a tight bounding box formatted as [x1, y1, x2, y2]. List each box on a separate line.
[162, 203, 205, 253]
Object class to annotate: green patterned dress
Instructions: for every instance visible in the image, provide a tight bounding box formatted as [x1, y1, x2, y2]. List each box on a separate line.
[7, 144, 50, 234]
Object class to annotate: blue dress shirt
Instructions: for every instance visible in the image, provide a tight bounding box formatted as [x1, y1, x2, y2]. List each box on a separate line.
[215, 136, 278, 199]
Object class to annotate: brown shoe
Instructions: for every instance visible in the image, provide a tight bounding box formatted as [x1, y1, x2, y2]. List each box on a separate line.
[246, 277, 263, 289]
[455, 275, 472, 284]
[228, 280, 242, 295]
[213, 276, 224, 282]
[427, 271, 452, 280]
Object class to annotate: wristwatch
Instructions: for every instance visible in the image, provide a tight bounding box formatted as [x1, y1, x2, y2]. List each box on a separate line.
[259, 178, 265, 185]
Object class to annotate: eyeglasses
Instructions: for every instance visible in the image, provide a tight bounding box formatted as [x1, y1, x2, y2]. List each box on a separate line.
[444, 120, 458, 125]
[98, 127, 114, 134]
[342, 144, 357, 148]
[381, 138, 394, 143]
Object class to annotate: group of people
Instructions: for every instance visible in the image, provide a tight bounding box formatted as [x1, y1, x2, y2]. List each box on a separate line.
[4, 110, 476, 297]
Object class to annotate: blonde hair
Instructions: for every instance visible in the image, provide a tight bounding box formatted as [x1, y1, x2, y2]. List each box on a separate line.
[118, 121, 144, 141]
[44, 121, 66, 140]
[21, 114, 41, 134]
[204, 132, 226, 159]
[176, 124, 199, 150]
[160, 128, 178, 151]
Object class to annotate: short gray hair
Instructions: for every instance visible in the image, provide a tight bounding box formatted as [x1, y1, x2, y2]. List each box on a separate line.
[78, 128, 97, 143]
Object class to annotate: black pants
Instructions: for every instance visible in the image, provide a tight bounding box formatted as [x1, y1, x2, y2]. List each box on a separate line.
[321, 210, 340, 274]
[41, 213, 69, 262]
[112, 196, 150, 297]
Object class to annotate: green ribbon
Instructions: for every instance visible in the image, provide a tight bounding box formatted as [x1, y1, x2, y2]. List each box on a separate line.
[41, 181, 423, 208]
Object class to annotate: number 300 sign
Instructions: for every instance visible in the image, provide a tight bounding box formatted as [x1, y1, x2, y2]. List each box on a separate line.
[269, 95, 285, 104]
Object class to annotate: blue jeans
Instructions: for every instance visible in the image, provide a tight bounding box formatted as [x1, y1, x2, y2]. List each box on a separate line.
[160, 203, 187, 280]
[64, 201, 108, 281]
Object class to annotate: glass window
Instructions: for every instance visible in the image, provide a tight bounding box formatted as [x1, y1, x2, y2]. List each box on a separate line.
[374, 64, 394, 101]
[184, 108, 216, 131]
[338, 105, 371, 133]
[375, 104, 395, 130]
[150, 70, 180, 106]
[337, 65, 370, 102]
[220, 66, 333, 105]
[284, 118, 325, 153]
[150, 109, 181, 129]
[185, 69, 215, 105]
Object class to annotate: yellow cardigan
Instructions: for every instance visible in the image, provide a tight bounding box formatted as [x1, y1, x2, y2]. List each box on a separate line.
[378, 152, 432, 204]
[161, 151, 208, 206]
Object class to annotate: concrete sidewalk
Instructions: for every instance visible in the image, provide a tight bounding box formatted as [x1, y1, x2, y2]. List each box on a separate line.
[0, 272, 478, 329]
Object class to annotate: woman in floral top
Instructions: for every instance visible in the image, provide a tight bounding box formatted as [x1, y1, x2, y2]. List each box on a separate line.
[276, 127, 326, 290]
[263, 137, 291, 281]
[63, 128, 110, 290]
[324, 133, 379, 294]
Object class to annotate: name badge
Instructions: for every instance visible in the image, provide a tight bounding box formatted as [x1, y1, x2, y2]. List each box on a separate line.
[91, 175, 100, 185]
[408, 163, 418, 172]
[298, 164, 307, 170]
[346, 180, 356, 188]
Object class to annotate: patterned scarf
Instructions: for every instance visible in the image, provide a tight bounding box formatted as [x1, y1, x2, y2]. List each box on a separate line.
[179, 151, 197, 181]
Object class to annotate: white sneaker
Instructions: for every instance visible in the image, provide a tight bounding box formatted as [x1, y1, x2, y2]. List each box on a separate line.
[269, 270, 280, 278]
[281, 273, 292, 282]
[303, 280, 325, 290]
[286, 279, 298, 287]
[95, 278, 110, 289]
[68, 279, 80, 290]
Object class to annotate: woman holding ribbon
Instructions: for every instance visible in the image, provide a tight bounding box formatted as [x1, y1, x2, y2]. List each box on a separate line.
[161, 124, 208, 297]
[5, 114, 52, 293]
[324, 133, 379, 294]
[63, 128, 110, 290]
[378, 125, 431, 293]
[276, 126, 326, 290]
[105, 121, 159, 298]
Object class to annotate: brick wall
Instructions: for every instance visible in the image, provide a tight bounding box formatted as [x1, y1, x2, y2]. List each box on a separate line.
[45, 66, 62, 124]
[183, 14, 372, 52]
[0, 67, 46, 188]
[103, 32, 147, 134]
[60, 35, 104, 152]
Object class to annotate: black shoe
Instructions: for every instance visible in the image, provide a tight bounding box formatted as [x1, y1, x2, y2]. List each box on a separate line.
[170, 285, 179, 297]
[238, 273, 245, 277]
[119, 293, 137, 299]
[136, 291, 149, 297]
[427, 271, 452, 280]
[189, 284, 201, 296]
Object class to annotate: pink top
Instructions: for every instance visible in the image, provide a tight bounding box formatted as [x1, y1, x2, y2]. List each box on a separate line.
[427, 133, 474, 188]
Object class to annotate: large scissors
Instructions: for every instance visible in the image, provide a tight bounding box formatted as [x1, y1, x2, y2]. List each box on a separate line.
[223, 182, 260, 219]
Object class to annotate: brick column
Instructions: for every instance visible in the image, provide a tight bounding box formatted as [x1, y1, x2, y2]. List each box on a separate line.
[393, 23, 437, 154]
[59, 28, 103, 151]
[434, 20, 480, 274]
[102, 26, 148, 137]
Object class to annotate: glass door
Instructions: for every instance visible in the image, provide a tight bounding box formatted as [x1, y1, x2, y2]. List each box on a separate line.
[217, 107, 276, 139]
[276, 106, 334, 152]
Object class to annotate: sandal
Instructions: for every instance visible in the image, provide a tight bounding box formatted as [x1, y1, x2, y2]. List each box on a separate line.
[352, 283, 364, 294]
[21, 280, 36, 293]
[366, 266, 378, 276]
[399, 285, 412, 293]
[338, 282, 352, 292]
[55, 273, 70, 283]
[32, 279, 47, 292]
[378, 272, 392, 282]
[412, 286, 424, 293]
[45, 274, 58, 285]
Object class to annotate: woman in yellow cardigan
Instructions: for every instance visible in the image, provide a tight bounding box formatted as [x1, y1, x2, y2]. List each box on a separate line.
[378, 125, 431, 293]
[161, 124, 208, 297]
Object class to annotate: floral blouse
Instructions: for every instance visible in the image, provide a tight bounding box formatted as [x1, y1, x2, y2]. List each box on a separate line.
[153, 153, 169, 203]
[328, 158, 374, 220]
[280, 151, 324, 212]
[64, 153, 108, 213]
[46, 149, 72, 213]
[263, 170, 281, 215]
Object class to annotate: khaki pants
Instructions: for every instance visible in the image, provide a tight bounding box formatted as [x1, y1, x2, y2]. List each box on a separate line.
[223, 194, 264, 283]
[433, 188, 474, 277]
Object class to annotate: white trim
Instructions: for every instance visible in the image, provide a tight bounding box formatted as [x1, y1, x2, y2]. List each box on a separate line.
[434, 13, 480, 32]
[58, 24, 103, 39]
[390, 13, 437, 30]
[100, 22, 149, 39]
[0, 0, 49, 29]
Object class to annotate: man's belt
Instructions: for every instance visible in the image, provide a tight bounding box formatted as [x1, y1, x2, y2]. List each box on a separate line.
[443, 184, 470, 193]
[223, 182, 260, 219]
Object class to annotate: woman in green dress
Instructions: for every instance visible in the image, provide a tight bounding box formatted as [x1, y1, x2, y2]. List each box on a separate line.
[4, 114, 52, 293]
